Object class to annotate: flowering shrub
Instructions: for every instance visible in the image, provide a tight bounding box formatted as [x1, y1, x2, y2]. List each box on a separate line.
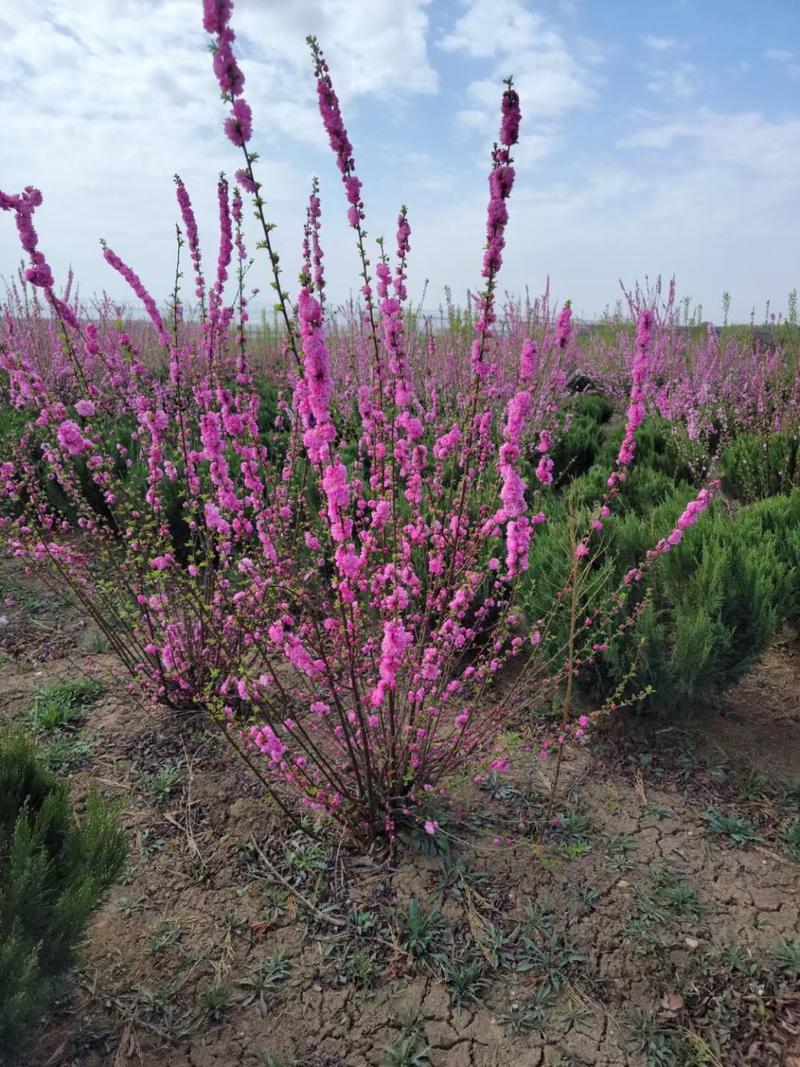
[0, 0, 763, 843]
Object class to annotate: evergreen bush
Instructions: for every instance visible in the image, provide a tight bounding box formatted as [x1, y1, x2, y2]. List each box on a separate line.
[0, 732, 127, 1063]
[720, 430, 800, 503]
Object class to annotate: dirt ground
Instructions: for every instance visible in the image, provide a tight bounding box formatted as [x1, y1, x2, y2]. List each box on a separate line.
[1, 560, 799, 1067]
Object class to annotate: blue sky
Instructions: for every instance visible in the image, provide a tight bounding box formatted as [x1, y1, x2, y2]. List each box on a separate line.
[1, 0, 798, 322]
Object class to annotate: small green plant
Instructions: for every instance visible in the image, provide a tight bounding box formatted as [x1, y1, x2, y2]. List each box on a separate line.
[731, 767, 771, 800]
[0, 731, 127, 1062]
[651, 870, 702, 918]
[40, 734, 93, 774]
[85, 631, 110, 653]
[435, 855, 489, 899]
[603, 833, 637, 872]
[381, 1035, 431, 1067]
[238, 948, 290, 1011]
[137, 827, 167, 858]
[701, 808, 762, 845]
[28, 677, 103, 733]
[440, 948, 489, 1009]
[394, 897, 445, 962]
[720, 941, 759, 976]
[143, 760, 183, 803]
[328, 945, 379, 988]
[779, 817, 800, 860]
[148, 921, 183, 956]
[628, 1011, 680, 1066]
[515, 929, 585, 994]
[198, 978, 235, 1023]
[504, 984, 558, 1036]
[772, 937, 800, 978]
[382, 1010, 431, 1067]
[547, 800, 594, 854]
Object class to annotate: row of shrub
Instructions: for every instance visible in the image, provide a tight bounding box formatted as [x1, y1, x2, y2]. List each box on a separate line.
[521, 396, 800, 715]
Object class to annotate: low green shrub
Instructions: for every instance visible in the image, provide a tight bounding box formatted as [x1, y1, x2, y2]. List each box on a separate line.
[597, 493, 796, 711]
[0, 732, 127, 1063]
[594, 415, 701, 485]
[520, 477, 800, 715]
[545, 392, 614, 487]
[550, 414, 605, 486]
[720, 430, 800, 503]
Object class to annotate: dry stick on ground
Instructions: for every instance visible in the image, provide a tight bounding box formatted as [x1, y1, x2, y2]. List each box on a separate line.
[162, 738, 207, 873]
[248, 835, 346, 928]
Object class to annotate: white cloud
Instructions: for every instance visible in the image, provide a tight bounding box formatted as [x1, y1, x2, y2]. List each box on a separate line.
[643, 34, 678, 51]
[763, 48, 794, 62]
[440, 0, 599, 161]
[645, 61, 697, 99]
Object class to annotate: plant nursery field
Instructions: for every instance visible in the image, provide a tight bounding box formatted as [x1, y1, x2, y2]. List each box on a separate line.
[1, 1, 800, 1065]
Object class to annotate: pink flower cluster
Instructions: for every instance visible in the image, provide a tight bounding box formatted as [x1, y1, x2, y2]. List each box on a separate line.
[203, 0, 252, 147]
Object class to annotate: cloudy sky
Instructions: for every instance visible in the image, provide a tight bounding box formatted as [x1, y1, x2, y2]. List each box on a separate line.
[1, 0, 798, 322]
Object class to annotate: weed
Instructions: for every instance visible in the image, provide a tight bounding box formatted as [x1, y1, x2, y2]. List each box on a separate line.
[440, 948, 489, 1009]
[148, 921, 182, 956]
[480, 771, 523, 801]
[515, 929, 585, 994]
[347, 906, 379, 938]
[28, 677, 102, 733]
[478, 921, 514, 970]
[504, 985, 557, 1035]
[397, 812, 451, 858]
[85, 631, 110, 653]
[381, 1035, 431, 1067]
[198, 979, 235, 1023]
[548, 800, 594, 854]
[701, 808, 762, 845]
[719, 941, 758, 976]
[143, 760, 183, 803]
[281, 831, 333, 894]
[435, 855, 489, 899]
[223, 910, 247, 936]
[571, 885, 600, 912]
[382, 1010, 431, 1067]
[331, 946, 380, 988]
[628, 1011, 680, 1067]
[521, 901, 556, 933]
[651, 870, 702, 918]
[732, 768, 771, 800]
[138, 828, 166, 858]
[603, 832, 637, 872]
[771, 937, 800, 978]
[40, 734, 93, 773]
[779, 817, 800, 860]
[239, 948, 290, 1010]
[782, 781, 800, 812]
[394, 897, 445, 962]
[643, 803, 672, 820]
